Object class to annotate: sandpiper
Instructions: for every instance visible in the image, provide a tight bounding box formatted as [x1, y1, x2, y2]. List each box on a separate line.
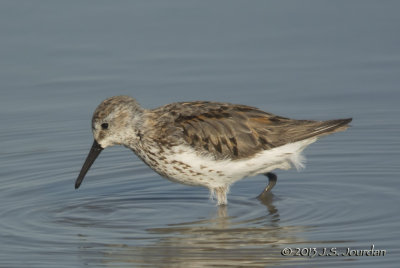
[75, 96, 351, 205]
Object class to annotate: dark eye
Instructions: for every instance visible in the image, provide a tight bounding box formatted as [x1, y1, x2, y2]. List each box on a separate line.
[101, 123, 109, 130]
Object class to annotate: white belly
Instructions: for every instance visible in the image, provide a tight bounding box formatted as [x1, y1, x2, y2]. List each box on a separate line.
[151, 137, 317, 189]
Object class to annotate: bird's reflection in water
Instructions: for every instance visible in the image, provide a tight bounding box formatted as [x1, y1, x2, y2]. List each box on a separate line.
[258, 191, 280, 219]
[92, 194, 308, 267]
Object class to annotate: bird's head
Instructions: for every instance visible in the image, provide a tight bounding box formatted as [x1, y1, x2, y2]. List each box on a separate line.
[75, 96, 144, 189]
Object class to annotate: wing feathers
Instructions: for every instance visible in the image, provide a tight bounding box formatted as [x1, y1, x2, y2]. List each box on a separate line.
[149, 102, 351, 160]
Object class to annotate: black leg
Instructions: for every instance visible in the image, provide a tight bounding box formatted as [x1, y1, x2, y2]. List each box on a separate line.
[257, 172, 277, 199]
[264, 172, 277, 192]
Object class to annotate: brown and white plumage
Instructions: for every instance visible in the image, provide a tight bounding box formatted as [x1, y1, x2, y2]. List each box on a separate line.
[75, 96, 352, 205]
[149, 101, 351, 160]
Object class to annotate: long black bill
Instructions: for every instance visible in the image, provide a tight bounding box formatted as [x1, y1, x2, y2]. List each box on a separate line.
[75, 140, 104, 189]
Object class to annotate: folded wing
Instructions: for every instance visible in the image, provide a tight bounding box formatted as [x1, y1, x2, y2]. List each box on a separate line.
[150, 101, 351, 160]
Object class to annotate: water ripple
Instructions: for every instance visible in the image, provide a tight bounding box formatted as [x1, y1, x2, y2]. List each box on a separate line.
[1, 131, 399, 267]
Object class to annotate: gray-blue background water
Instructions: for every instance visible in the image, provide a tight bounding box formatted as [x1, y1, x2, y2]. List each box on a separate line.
[1, 1, 399, 267]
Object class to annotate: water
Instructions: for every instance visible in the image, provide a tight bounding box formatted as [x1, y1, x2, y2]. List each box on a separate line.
[1, 1, 399, 267]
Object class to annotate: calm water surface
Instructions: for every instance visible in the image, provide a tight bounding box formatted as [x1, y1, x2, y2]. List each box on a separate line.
[1, 1, 399, 267]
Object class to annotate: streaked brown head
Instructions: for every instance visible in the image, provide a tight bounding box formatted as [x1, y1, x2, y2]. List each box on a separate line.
[75, 96, 144, 189]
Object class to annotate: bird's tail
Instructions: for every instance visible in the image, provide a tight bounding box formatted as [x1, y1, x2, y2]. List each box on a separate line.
[293, 118, 352, 141]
